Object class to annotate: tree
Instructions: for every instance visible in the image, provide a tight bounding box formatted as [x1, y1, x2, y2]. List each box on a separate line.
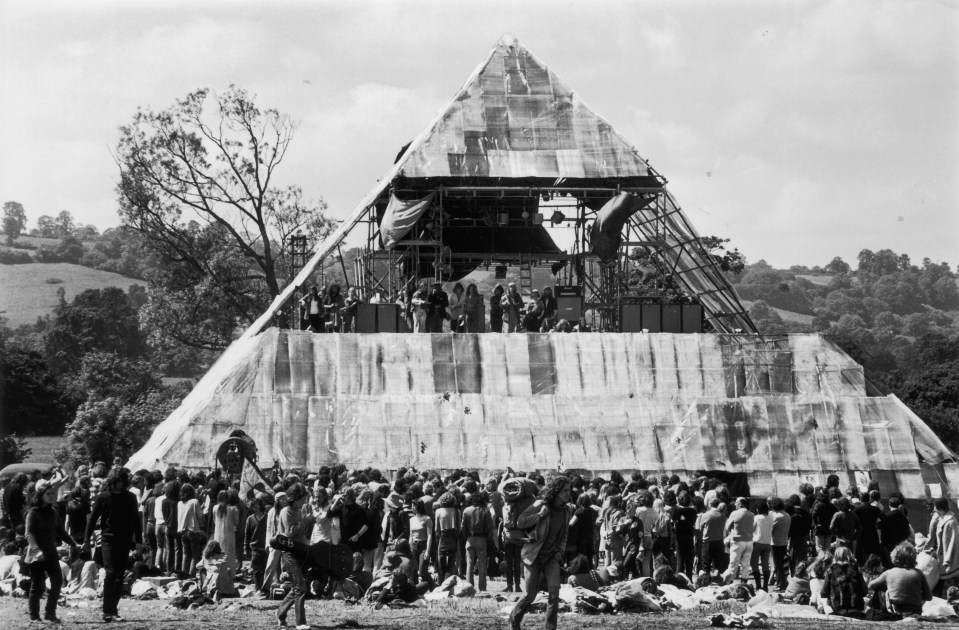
[43, 287, 148, 375]
[115, 85, 334, 349]
[35, 215, 57, 238]
[54, 235, 85, 264]
[0, 345, 73, 435]
[2, 201, 26, 244]
[824, 256, 850, 275]
[628, 235, 745, 302]
[55, 210, 76, 238]
[0, 434, 32, 468]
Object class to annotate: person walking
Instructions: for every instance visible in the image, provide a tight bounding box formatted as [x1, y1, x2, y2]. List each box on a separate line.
[461, 491, 494, 591]
[509, 476, 573, 630]
[25, 477, 78, 623]
[84, 467, 141, 623]
[275, 483, 315, 630]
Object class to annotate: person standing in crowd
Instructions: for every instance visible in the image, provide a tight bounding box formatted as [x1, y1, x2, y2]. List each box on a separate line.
[934, 497, 959, 592]
[509, 476, 573, 630]
[275, 483, 315, 630]
[464, 283, 484, 333]
[601, 494, 627, 565]
[433, 492, 461, 583]
[447, 282, 466, 332]
[408, 499, 434, 589]
[788, 497, 812, 572]
[212, 490, 239, 571]
[700, 498, 727, 575]
[633, 491, 658, 576]
[751, 499, 773, 592]
[244, 497, 268, 591]
[880, 495, 912, 560]
[522, 289, 545, 333]
[25, 477, 78, 623]
[489, 284, 505, 333]
[505, 283, 524, 333]
[65, 475, 92, 544]
[340, 286, 361, 332]
[299, 285, 324, 332]
[723, 497, 754, 584]
[84, 467, 141, 623]
[830, 498, 861, 554]
[161, 481, 181, 576]
[426, 282, 449, 333]
[176, 483, 203, 578]
[461, 491, 494, 592]
[567, 493, 597, 569]
[260, 492, 287, 595]
[855, 490, 885, 564]
[323, 284, 345, 332]
[769, 497, 792, 591]
[540, 286, 557, 331]
[411, 281, 429, 332]
[673, 491, 697, 578]
[812, 488, 837, 553]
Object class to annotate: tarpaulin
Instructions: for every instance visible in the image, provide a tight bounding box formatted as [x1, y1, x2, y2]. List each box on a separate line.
[590, 192, 656, 262]
[128, 330, 955, 493]
[379, 192, 436, 249]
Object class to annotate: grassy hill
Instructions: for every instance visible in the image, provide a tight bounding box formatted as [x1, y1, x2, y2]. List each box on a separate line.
[0, 262, 143, 327]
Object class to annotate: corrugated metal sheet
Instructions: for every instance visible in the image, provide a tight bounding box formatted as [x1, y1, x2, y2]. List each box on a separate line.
[128, 331, 953, 488]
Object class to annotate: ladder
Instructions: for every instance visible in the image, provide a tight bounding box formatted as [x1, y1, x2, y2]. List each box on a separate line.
[518, 253, 534, 296]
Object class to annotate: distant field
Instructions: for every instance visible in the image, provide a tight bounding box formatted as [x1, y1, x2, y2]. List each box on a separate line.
[795, 274, 833, 286]
[742, 300, 815, 326]
[0, 262, 142, 326]
[21, 435, 67, 463]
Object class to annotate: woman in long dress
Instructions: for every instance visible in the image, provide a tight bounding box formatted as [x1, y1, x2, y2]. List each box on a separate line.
[212, 490, 239, 570]
[464, 283, 484, 333]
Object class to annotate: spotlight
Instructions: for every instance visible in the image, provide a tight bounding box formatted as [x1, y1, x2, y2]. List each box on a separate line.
[532, 212, 544, 225]
[550, 210, 566, 226]
[497, 212, 509, 226]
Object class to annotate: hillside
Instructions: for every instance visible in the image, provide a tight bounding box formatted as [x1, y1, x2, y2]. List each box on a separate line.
[0, 263, 143, 326]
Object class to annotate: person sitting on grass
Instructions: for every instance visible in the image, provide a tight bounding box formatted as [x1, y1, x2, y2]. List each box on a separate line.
[820, 545, 867, 617]
[868, 542, 932, 616]
[198, 539, 237, 599]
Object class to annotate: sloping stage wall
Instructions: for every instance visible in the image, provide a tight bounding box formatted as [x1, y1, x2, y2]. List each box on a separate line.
[128, 331, 953, 498]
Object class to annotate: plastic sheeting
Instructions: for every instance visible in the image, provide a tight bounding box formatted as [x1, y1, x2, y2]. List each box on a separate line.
[379, 192, 435, 249]
[398, 35, 650, 180]
[127, 331, 954, 492]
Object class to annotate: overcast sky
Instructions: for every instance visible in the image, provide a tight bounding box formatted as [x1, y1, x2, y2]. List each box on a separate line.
[1, 0, 956, 268]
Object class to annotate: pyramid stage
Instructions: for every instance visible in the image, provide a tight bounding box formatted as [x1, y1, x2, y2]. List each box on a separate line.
[128, 36, 956, 504]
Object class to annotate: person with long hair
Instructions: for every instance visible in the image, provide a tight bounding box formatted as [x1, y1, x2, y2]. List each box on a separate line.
[176, 483, 203, 577]
[751, 499, 773, 592]
[212, 490, 239, 570]
[433, 492, 461, 583]
[275, 483, 315, 630]
[820, 545, 866, 616]
[448, 282, 466, 332]
[83, 467, 141, 623]
[409, 499, 434, 588]
[464, 283, 484, 333]
[25, 478, 78, 623]
[489, 284, 505, 333]
[244, 497, 268, 591]
[509, 475, 573, 630]
[161, 481, 181, 576]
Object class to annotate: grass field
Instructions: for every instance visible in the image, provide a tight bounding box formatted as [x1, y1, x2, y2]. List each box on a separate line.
[0, 593, 945, 630]
[741, 300, 815, 326]
[20, 435, 67, 463]
[0, 262, 142, 327]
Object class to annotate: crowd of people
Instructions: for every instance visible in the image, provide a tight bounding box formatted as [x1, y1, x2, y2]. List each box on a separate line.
[2, 460, 958, 629]
[298, 280, 589, 334]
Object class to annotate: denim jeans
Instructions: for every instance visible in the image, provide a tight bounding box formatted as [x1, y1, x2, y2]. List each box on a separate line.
[751, 542, 771, 590]
[465, 536, 488, 591]
[276, 551, 307, 626]
[510, 557, 561, 630]
[102, 536, 131, 616]
[27, 556, 62, 619]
